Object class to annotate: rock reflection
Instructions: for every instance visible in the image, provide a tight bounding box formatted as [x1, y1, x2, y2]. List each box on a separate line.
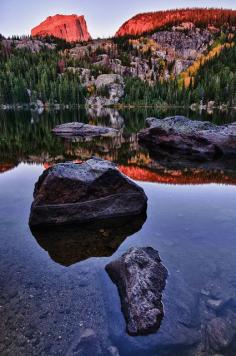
[30, 214, 146, 266]
[86, 108, 124, 130]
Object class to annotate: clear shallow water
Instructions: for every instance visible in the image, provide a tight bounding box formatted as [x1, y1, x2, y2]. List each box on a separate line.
[0, 109, 236, 355]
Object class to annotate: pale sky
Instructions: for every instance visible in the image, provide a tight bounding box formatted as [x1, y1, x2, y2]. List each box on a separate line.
[0, 0, 235, 38]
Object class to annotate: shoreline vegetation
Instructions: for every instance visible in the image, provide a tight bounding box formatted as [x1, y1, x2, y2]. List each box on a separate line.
[1, 103, 235, 112]
[0, 8, 235, 116]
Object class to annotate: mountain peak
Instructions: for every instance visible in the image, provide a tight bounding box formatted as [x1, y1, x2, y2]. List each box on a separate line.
[31, 14, 91, 42]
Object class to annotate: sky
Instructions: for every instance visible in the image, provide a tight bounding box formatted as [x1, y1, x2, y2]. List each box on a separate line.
[0, 0, 235, 38]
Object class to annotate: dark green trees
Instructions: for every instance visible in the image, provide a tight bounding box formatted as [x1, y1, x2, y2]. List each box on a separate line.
[0, 47, 87, 105]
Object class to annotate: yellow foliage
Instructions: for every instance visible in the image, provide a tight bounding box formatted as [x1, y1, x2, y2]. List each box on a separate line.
[87, 84, 95, 95]
[180, 42, 234, 88]
[129, 37, 159, 53]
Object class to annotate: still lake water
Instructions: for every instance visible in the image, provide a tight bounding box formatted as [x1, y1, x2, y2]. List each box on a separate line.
[0, 108, 236, 356]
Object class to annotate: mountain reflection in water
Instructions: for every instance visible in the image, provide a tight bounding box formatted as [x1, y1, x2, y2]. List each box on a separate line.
[1, 108, 236, 186]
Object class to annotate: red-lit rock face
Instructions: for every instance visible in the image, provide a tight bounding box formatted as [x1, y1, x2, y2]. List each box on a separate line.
[116, 8, 236, 37]
[31, 14, 91, 42]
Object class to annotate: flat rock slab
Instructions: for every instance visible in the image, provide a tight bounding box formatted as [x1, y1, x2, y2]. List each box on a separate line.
[52, 122, 119, 138]
[139, 116, 236, 165]
[29, 158, 147, 227]
[106, 247, 168, 336]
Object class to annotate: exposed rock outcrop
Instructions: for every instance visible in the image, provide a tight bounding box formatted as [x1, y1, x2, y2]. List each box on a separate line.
[106, 247, 168, 335]
[1, 38, 56, 53]
[86, 74, 124, 107]
[29, 158, 147, 227]
[152, 29, 212, 61]
[52, 122, 119, 139]
[31, 14, 91, 42]
[139, 116, 236, 169]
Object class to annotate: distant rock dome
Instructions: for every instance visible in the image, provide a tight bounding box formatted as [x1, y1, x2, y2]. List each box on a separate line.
[31, 14, 91, 42]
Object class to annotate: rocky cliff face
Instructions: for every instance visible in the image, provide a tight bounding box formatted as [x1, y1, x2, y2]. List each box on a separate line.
[67, 25, 214, 84]
[116, 8, 236, 37]
[31, 14, 91, 42]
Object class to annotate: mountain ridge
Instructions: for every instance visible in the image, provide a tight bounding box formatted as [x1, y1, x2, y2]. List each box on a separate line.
[116, 8, 236, 37]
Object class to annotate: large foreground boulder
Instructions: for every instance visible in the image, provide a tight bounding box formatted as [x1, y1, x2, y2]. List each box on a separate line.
[106, 247, 168, 336]
[52, 122, 119, 138]
[29, 158, 147, 227]
[139, 116, 236, 168]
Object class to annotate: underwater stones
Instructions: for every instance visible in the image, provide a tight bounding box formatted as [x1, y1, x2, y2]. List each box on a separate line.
[206, 299, 224, 311]
[52, 122, 119, 139]
[67, 329, 120, 356]
[205, 317, 235, 352]
[67, 329, 103, 356]
[29, 158, 147, 227]
[106, 247, 168, 335]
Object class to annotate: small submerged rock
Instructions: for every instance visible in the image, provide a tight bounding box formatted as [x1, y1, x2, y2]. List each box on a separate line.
[67, 329, 103, 356]
[29, 158, 147, 227]
[106, 247, 168, 336]
[206, 298, 224, 311]
[205, 317, 235, 352]
[67, 329, 120, 356]
[52, 122, 119, 139]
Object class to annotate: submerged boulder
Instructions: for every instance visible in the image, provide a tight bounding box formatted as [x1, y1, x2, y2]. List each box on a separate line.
[106, 247, 168, 336]
[29, 158, 147, 227]
[139, 116, 236, 168]
[205, 317, 235, 352]
[52, 122, 119, 138]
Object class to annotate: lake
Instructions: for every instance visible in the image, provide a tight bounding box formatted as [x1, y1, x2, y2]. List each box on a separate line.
[0, 108, 236, 356]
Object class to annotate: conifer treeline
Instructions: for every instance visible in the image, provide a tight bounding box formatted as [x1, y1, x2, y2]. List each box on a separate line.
[122, 44, 236, 106]
[0, 46, 87, 105]
[0, 36, 235, 106]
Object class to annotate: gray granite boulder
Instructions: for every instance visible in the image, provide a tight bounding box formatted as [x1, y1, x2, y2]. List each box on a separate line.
[29, 158, 147, 227]
[52, 122, 119, 138]
[139, 116, 236, 168]
[106, 247, 168, 336]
